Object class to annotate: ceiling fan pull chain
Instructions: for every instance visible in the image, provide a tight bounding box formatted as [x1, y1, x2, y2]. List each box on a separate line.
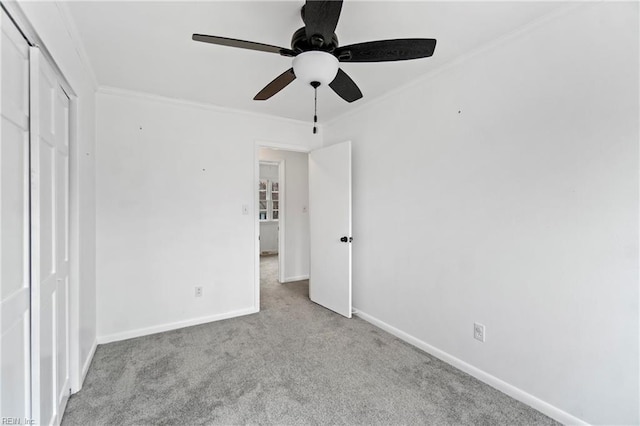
[313, 84, 318, 134]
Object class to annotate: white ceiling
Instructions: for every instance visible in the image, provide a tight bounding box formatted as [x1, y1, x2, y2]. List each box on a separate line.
[67, 1, 565, 122]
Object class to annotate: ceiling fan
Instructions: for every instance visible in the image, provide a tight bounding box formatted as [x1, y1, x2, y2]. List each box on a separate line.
[192, 0, 436, 101]
[192, 0, 436, 131]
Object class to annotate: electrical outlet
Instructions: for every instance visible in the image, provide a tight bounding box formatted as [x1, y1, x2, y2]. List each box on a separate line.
[195, 286, 203, 298]
[474, 322, 485, 342]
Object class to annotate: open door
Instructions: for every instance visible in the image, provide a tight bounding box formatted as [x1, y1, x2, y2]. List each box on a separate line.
[309, 141, 352, 318]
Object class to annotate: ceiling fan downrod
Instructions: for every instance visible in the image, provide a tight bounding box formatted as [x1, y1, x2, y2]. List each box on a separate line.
[311, 81, 320, 134]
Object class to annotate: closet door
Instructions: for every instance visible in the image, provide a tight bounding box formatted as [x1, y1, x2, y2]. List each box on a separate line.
[30, 47, 71, 426]
[0, 11, 32, 420]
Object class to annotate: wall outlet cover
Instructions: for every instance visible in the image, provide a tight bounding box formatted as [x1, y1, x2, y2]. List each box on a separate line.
[474, 322, 485, 342]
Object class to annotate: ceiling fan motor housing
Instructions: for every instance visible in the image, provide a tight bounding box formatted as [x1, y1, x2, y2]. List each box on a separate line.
[291, 27, 339, 53]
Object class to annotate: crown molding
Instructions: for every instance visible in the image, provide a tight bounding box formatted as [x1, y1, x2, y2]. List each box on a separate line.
[97, 85, 317, 129]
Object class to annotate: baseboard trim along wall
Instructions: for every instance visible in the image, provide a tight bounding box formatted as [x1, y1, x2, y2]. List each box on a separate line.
[79, 340, 98, 390]
[282, 275, 309, 283]
[97, 307, 259, 344]
[352, 308, 588, 426]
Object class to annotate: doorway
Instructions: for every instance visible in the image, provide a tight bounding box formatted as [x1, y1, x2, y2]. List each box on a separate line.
[255, 144, 311, 310]
[253, 141, 353, 317]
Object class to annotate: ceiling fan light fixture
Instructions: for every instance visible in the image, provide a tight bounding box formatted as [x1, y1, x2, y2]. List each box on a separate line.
[292, 51, 339, 87]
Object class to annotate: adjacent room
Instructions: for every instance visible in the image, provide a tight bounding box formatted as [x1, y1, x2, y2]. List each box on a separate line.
[0, 1, 638, 425]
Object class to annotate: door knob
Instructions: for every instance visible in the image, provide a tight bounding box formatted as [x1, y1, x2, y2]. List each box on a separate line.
[340, 236, 353, 243]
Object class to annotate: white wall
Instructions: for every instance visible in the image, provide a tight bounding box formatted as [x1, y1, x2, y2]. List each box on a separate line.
[324, 3, 638, 425]
[96, 89, 319, 342]
[11, 1, 98, 390]
[259, 148, 310, 282]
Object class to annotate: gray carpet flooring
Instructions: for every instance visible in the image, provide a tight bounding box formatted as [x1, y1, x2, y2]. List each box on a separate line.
[62, 255, 557, 425]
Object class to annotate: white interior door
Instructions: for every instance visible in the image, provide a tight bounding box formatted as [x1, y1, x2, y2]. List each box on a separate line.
[30, 47, 71, 425]
[308, 141, 352, 318]
[0, 11, 32, 420]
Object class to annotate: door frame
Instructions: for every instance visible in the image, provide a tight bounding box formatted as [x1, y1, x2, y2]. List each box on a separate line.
[253, 141, 311, 311]
[2, 1, 83, 397]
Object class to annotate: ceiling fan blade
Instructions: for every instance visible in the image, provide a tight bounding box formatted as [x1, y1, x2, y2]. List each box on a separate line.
[192, 34, 296, 57]
[304, 0, 343, 46]
[329, 69, 363, 103]
[334, 39, 437, 62]
[254, 68, 297, 101]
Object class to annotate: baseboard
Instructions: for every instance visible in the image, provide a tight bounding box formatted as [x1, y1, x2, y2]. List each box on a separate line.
[97, 307, 259, 344]
[282, 274, 309, 283]
[352, 308, 588, 426]
[80, 340, 98, 387]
